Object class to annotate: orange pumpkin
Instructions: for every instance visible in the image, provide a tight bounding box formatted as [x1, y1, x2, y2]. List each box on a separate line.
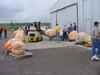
[49, 29, 56, 36]
[4, 28, 26, 54]
[45, 28, 56, 37]
[4, 38, 15, 50]
[68, 31, 78, 41]
[11, 40, 25, 55]
[45, 29, 51, 36]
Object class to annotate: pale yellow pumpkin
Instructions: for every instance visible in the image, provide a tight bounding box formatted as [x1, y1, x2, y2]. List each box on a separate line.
[76, 32, 88, 43]
[84, 36, 92, 46]
[14, 29, 25, 41]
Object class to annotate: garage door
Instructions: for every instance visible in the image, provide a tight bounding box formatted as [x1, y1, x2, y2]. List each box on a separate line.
[57, 4, 77, 30]
[50, 12, 57, 28]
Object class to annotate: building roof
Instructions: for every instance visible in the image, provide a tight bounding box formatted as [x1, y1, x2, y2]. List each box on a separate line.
[50, 0, 78, 13]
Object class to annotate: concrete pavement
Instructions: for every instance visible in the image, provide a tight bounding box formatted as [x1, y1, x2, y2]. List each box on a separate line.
[0, 32, 99, 75]
[0, 46, 100, 75]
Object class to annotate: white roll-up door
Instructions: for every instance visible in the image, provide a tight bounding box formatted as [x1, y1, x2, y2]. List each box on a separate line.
[57, 4, 77, 30]
[50, 12, 57, 28]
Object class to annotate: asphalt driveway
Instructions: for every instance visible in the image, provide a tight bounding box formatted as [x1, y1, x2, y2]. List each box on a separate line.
[0, 46, 100, 75]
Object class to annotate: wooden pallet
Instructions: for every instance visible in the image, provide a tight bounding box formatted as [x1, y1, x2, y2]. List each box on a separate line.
[9, 51, 33, 59]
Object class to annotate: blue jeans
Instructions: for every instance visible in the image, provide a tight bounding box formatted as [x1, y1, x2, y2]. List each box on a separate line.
[63, 31, 68, 41]
[92, 39, 100, 56]
[56, 32, 60, 43]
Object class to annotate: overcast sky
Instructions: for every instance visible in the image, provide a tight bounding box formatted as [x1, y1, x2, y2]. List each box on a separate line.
[0, 0, 57, 23]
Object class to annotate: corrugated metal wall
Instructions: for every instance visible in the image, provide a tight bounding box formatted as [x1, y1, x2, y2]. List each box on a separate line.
[57, 4, 77, 30]
[50, 12, 57, 28]
[50, 0, 78, 13]
[50, 0, 100, 34]
[83, 0, 93, 34]
[93, 0, 100, 22]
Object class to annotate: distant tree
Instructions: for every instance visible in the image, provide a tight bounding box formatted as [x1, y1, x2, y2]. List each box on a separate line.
[11, 20, 13, 25]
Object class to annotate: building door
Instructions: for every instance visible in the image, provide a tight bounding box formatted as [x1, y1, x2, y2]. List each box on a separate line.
[85, 19, 92, 35]
[50, 12, 57, 28]
[57, 4, 78, 30]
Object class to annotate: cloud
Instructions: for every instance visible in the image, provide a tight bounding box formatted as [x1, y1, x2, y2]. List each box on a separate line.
[0, 0, 57, 23]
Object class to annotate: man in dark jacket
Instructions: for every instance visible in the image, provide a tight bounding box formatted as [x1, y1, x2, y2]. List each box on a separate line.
[68, 23, 74, 34]
[73, 22, 78, 31]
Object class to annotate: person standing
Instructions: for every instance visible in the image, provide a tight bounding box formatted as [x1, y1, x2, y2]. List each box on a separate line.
[63, 25, 68, 41]
[22, 25, 26, 35]
[38, 22, 41, 31]
[68, 23, 74, 34]
[55, 24, 61, 43]
[91, 21, 100, 61]
[25, 25, 29, 36]
[73, 22, 78, 31]
[34, 22, 37, 30]
[4, 28, 7, 39]
[0, 27, 3, 40]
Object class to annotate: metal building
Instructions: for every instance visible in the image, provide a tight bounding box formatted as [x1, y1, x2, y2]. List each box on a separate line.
[50, 0, 100, 34]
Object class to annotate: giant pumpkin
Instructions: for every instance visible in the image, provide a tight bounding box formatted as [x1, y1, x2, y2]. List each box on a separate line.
[4, 28, 26, 55]
[45, 28, 56, 37]
[76, 32, 88, 43]
[68, 31, 78, 41]
[11, 40, 25, 55]
[84, 36, 92, 47]
[4, 38, 15, 51]
[14, 29, 25, 41]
